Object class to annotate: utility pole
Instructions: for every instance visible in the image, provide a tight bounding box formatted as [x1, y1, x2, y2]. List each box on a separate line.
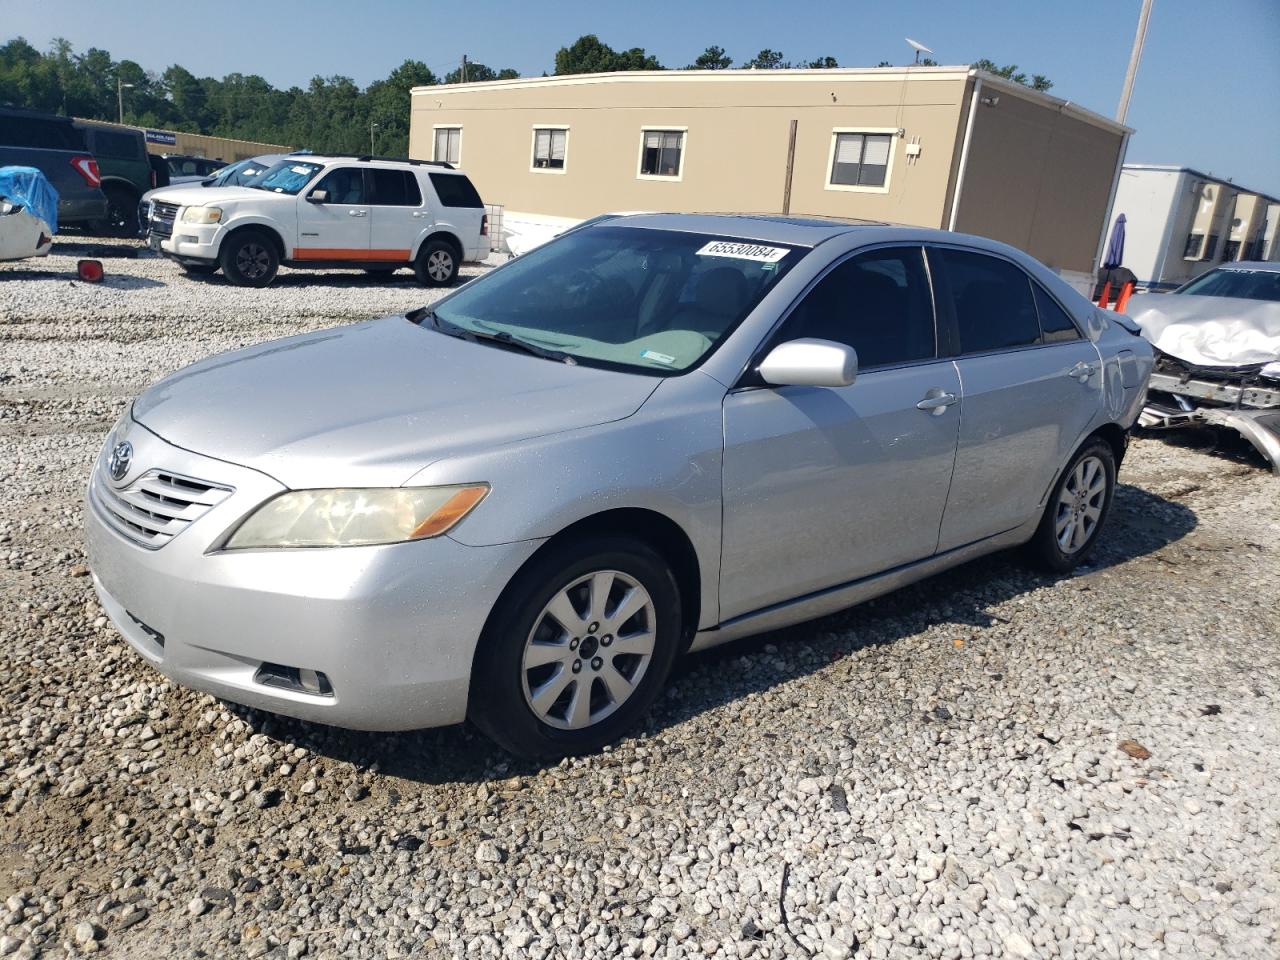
[1116, 0, 1154, 123]
[370, 121, 378, 156]
[116, 78, 134, 124]
[461, 54, 468, 84]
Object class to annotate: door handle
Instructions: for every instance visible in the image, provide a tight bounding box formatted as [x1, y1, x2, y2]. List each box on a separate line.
[348, 209, 368, 217]
[411, 211, 431, 219]
[916, 390, 959, 414]
[1067, 361, 1096, 382]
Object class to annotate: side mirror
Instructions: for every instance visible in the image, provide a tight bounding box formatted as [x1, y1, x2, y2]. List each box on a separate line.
[757, 338, 858, 388]
[306, 189, 328, 203]
[200, 176, 216, 187]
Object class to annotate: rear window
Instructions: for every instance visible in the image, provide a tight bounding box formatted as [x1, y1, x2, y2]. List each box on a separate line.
[88, 129, 142, 160]
[370, 169, 422, 206]
[429, 172, 483, 208]
[0, 114, 87, 151]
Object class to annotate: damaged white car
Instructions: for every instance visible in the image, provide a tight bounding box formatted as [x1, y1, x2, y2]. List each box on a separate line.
[1131, 262, 1280, 473]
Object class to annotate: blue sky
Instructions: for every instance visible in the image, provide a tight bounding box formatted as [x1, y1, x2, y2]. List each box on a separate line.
[7, 0, 1279, 195]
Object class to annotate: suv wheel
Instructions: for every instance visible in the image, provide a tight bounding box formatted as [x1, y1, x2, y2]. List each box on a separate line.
[414, 240, 459, 286]
[96, 186, 140, 238]
[219, 231, 279, 288]
[1028, 437, 1116, 573]
[470, 537, 682, 759]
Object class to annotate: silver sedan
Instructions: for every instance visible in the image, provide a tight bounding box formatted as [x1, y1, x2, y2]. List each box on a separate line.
[85, 214, 1153, 758]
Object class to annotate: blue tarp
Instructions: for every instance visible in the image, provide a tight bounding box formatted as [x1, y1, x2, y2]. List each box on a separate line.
[0, 166, 59, 235]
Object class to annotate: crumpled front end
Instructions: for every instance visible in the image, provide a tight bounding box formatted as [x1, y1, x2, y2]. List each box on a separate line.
[1138, 350, 1280, 474]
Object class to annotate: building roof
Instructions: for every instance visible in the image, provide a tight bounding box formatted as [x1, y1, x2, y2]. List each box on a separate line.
[412, 66, 1130, 137]
[1122, 163, 1280, 205]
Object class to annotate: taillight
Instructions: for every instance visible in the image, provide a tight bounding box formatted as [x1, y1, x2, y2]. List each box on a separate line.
[70, 156, 101, 188]
[480, 214, 488, 237]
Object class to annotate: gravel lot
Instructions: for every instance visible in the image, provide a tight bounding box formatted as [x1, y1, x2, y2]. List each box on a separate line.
[2, 243, 1278, 960]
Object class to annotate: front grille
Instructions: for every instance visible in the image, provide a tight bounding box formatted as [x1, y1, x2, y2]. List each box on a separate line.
[150, 201, 179, 238]
[91, 467, 232, 549]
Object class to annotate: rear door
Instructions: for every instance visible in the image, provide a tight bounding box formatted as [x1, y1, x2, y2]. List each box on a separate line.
[930, 247, 1103, 551]
[367, 168, 425, 263]
[719, 245, 961, 619]
[293, 165, 371, 261]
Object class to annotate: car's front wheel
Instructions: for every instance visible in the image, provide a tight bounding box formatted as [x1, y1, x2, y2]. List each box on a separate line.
[219, 230, 279, 288]
[414, 240, 459, 286]
[470, 537, 683, 759]
[1028, 437, 1117, 573]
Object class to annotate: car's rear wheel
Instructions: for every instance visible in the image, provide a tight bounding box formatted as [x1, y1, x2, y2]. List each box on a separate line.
[94, 185, 141, 238]
[1028, 437, 1116, 573]
[470, 537, 682, 759]
[219, 230, 279, 288]
[414, 240, 459, 286]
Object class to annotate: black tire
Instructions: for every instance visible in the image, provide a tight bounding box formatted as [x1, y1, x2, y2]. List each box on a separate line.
[469, 536, 683, 759]
[1027, 437, 1117, 573]
[181, 262, 219, 276]
[413, 239, 460, 287]
[94, 185, 140, 238]
[219, 230, 279, 288]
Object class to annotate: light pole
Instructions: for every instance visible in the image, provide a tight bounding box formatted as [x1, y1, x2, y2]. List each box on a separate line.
[370, 121, 379, 156]
[1116, 0, 1154, 124]
[117, 79, 134, 124]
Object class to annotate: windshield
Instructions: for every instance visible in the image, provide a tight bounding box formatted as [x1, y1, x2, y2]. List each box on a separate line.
[429, 225, 804, 374]
[222, 160, 272, 187]
[1176, 267, 1280, 302]
[251, 160, 323, 195]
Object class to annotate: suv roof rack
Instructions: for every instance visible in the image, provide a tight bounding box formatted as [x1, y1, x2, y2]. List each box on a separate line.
[324, 154, 455, 170]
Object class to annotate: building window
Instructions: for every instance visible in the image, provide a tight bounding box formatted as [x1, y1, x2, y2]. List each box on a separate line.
[532, 127, 568, 172]
[1224, 239, 1241, 261]
[1183, 233, 1204, 259]
[433, 127, 461, 165]
[827, 131, 894, 191]
[1205, 233, 1220, 260]
[638, 129, 685, 179]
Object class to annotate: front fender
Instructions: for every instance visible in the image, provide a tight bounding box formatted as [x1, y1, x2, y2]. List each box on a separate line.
[211, 214, 295, 257]
[408, 374, 728, 629]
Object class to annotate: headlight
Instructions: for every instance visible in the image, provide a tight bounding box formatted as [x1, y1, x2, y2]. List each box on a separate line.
[181, 206, 222, 224]
[224, 485, 489, 549]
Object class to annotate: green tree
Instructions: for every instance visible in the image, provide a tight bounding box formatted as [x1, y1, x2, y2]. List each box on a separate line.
[554, 34, 662, 74]
[973, 58, 1053, 92]
[368, 60, 438, 155]
[688, 45, 732, 70]
[443, 61, 519, 84]
[745, 48, 787, 69]
[806, 56, 839, 69]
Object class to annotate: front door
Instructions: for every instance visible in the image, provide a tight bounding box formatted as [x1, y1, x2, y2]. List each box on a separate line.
[929, 247, 1104, 551]
[294, 165, 370, 261]
[719, 246, 961, 621]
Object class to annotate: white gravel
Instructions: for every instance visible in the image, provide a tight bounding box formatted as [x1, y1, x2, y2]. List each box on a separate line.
[2, 242, 1279, 960]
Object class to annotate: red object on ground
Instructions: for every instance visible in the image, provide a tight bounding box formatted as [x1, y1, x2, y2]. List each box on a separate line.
[1096, 282, 1112, 309]
[77, 259, 104, 283]
[1114, 281, 1135, 313]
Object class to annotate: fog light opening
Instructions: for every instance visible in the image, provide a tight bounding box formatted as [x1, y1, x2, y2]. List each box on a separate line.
[254, 662, 334, 698]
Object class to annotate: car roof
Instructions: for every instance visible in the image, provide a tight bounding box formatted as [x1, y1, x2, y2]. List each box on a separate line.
[301, 155, 464, 174]
[608, 212, 970, 249]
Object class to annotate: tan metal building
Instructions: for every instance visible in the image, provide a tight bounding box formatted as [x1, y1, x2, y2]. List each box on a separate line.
[76, 118, 291, 162]
[409, 67, 1130, 285]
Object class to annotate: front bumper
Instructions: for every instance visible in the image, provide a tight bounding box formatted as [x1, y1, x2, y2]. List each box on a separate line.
[154, 221, 223, 262]
[84, 417, 541, 731]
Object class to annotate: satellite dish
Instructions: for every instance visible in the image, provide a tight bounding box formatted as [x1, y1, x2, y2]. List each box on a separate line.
[905, 37, 934, 64]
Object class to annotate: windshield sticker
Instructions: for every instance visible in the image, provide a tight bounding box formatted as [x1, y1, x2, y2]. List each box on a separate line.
[641, 349, 677, 365]
[290, 165, 312, 174]
[696, 241, 789, 263]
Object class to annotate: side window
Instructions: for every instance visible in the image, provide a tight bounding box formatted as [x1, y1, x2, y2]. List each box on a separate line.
[939, 249, 1041, 354]
[314, 167, 366, 204]
[428, 172, 484, 208]
[1032, 284, 1081, 343]
[4, 117, 86, 151]
[369, 169, 422, 206]
[780, 247, 937, 369]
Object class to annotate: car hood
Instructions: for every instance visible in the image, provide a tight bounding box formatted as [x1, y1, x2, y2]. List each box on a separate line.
[1129, 292, 1280, 367]
[131, 316, 662, 488]
[140, 184, 264, 207]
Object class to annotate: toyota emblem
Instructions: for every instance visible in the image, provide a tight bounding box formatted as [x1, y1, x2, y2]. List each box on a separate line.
[108, 440, 133, 482]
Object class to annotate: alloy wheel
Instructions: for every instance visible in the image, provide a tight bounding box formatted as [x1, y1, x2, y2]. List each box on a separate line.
[236, 243, 271, 279]
[427, 249, 454, 282]
[1054, 454, 1107, 554]
[521, 570, 656, 730]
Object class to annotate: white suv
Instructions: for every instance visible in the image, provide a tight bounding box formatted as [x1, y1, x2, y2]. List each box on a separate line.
[144, 156, 488, 287]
